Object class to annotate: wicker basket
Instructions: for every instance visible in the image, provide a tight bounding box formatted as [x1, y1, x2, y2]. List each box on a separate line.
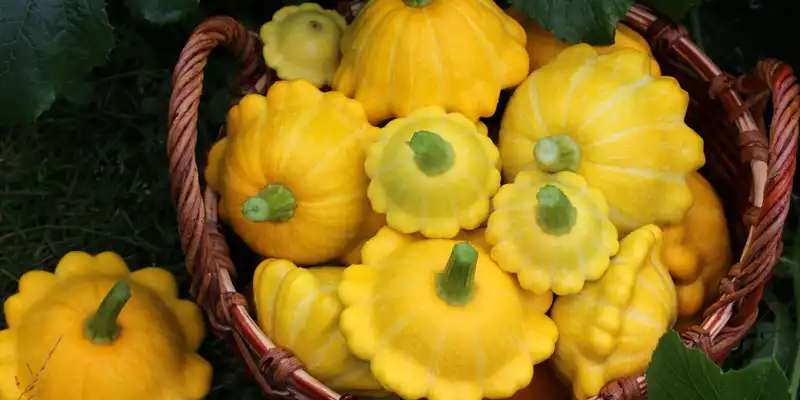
[166, 2, 800, 399]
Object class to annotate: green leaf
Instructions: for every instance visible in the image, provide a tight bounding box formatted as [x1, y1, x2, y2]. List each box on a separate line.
[508, 0, 635, 45]
[647, 330, 791, 400]
[0, 0, 115, 126]
[124, 0, 200, 25]
[638, 0, 701, 23]
[748, 290, 796, 374]
[62, 80, 96, 106]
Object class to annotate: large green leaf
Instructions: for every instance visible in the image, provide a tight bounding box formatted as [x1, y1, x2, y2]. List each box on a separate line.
[124, 0, 200, 25]
[507, 0, 635, 45]
[647, 330, 791, 400]
[0, 0, 115, 126]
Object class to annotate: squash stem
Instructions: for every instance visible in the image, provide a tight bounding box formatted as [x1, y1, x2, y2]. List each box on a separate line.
[242, 184, 296, 223]
[83, 281, 131, 345]
[407, 130, 455, 176]
[536, 185, 577, 235]
[533, 135, 580, 172]
[403, 0, 433, 7]
[435, 242, 479, 306]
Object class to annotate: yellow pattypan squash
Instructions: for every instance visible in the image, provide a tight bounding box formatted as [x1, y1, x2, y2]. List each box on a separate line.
[0, 251, 212, 400]
[260, 3, 347, 88]
[338, 227, 558, 400]
[505, 7, 661, 76]
[550, 225, 678, 399]
[365, 106, 501, 239]
[487, 170, 619, 295]
[204, 79, 379, 265]
[333, 0, 530, 124]
[252, 259, 386, 395]
[499, 43, 705, 234]
[662, 172, 731, 318]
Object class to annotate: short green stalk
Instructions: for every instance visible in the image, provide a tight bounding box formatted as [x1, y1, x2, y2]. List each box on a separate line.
[533, 135, 581, 173]
[83, 281, 131, 345]
[536, 185, 577, 235]
[407, 130, 455, 176]
[435, 242, 479, 306]
[242, 184, 297, 223]
[403, 0, 433, 7]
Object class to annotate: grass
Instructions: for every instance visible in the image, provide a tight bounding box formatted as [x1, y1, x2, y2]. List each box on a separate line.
[0, 0, 799, 399]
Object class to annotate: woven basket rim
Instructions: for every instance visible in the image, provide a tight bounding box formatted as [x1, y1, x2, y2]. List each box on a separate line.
[166, 2, 800, 399]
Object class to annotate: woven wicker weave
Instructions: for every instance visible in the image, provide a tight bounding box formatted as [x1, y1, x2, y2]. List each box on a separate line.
[166, 2, 800, 399]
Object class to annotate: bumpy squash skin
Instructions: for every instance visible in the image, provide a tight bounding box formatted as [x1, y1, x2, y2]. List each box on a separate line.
[252, 259, 386, 395]
[365, 106, 501, 239]
[505, 7, 661, 76]
[662, 172, 731, 318]
[338, 227, 557, 400]
[550, 226, 678, 399]
[333, 0, 530, 124]
[499, 44, 705, 234]
[0, 252, 211, 400]
[204, 80, 380, 265]
[487, 170, 619, 295]
[260, 3, 347, 88]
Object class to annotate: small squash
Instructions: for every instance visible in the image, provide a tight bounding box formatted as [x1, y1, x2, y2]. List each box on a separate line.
[333, 0, 530, 124]
[486, 170, 619, 295]
[260, 3, 347, 88]
[0, 251, 212, 400]
[252, 259, 386, 395]
[505, 7, 661, 76]
[365, 106, 501, 239]
[550, 225, 678, 399]
[499, 43, 705, 234]
[662, 172, 731, 318]
[338, 227, 557, 400]
[205, 79, 380, 265]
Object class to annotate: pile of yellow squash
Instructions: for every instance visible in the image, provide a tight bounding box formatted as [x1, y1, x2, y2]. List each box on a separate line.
[206, 1, 733, 400]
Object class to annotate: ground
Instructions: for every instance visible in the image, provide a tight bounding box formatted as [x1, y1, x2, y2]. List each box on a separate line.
[0, 0, 799, 399]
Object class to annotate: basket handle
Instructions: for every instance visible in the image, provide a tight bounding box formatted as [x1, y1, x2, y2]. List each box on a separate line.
[167, 16, 263, 278]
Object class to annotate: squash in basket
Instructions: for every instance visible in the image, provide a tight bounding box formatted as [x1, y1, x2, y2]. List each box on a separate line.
[487, 170, 619, 295]
[252, 259, 386, 395]
[365, 106, 501, 239]
[260, 3, 347, 88]
[333, 0, 530, 124]
[0, 251, 212, 400]
[550, 225, 678, 399]
[499, 43, 706, 234]
[505, 7, 661, 76]
[205, 79, 380, 265]
[338, 227, 557, 400]
[661, 172, 731, 318]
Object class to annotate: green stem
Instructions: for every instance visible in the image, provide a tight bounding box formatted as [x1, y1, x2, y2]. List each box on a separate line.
[407, 130, 455, 176]
[403, 0, 433, 7]
[83, 281, 131, 345]
[435, 242, 479, 306]
[536, 185, 577, 235]
[533, 135, 580, 173]
[242, 184, 296, 223]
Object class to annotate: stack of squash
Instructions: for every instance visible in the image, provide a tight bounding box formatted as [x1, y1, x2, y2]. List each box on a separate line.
[206, 1, 732, 400]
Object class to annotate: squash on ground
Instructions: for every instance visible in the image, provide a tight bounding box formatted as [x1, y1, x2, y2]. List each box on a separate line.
[260, 3, 347, 87]
[252, 259, 386, 396]
[205, 79, 379, 265]
[499, 44, 705, 234]
[487, 170, 619, 295]
[365, 106, 501, 239]
[0, 251, 212, 400]
[550, 225, 677, 399]
[662, 172, 731, 318]
[333, 0, 529, 124]
[338, 227, 557, 400]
